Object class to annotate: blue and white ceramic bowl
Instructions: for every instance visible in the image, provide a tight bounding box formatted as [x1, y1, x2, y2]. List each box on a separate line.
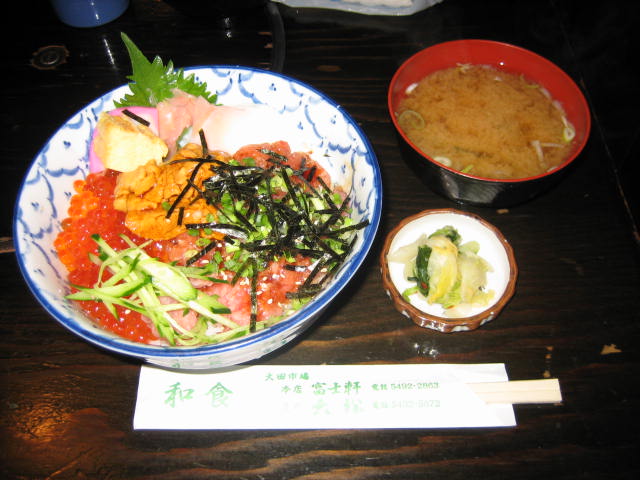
[14, 66, 382, 370]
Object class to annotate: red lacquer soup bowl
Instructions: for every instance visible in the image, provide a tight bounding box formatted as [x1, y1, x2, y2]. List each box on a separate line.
[388, 39, 591, 207]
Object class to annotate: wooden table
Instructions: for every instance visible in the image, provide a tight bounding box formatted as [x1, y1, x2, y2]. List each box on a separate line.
[2, 1, 639, 478]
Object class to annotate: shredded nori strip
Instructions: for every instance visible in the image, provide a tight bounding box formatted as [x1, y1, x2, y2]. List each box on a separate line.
[168, 140, 370, 328]
[284, 264, 308, 272]
[199, 129, 209, 156]
[316, 175, 333, 194]
[122, 108, 150, 127]
[185, 238, 217, 266]
[259, 148, 288, 165]
[301, 256, 329, 289]
[165, 159, 205, 219]
[286, 284, 323, 300]
[230, 257, 253, 285]
[304, 165, 316, 182]
[321, 219, 370, 236]
[184, 222, 249, 239]
[249, 258, 258, 332]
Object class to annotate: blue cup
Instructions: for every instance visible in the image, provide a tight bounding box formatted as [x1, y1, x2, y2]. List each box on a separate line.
[50, 0, 130, 28]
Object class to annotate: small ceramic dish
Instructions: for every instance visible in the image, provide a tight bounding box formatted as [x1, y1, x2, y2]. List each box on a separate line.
[380, 209, 517, 332]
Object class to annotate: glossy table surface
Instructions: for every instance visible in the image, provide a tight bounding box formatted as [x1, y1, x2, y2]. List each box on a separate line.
[1, 1, 639, 478]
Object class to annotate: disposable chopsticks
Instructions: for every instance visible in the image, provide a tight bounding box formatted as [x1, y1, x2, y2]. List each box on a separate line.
[468, 378, 562, 404]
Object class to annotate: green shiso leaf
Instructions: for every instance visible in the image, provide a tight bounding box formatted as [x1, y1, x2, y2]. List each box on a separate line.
[114, 32, 217, 108]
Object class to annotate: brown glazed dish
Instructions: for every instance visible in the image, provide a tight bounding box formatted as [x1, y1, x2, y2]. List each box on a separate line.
[380, 209, 518, 332]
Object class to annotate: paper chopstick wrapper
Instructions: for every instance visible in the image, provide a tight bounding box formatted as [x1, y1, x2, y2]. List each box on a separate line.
[134, 364, 561, 430]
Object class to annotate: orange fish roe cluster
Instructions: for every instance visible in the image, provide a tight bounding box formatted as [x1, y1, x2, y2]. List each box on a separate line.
[55, 170, 132, 272]
[54, 170, 157, 343]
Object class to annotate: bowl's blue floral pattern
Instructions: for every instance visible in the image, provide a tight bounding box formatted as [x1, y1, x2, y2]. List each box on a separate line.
[14, 66, 382, 369]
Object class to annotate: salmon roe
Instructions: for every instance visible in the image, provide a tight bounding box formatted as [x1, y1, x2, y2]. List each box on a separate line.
[54, 170, 158, 343]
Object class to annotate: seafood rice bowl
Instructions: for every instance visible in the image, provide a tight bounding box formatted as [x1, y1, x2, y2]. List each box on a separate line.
[14, 63, 382, 370]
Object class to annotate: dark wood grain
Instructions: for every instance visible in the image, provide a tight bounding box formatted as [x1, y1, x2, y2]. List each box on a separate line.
[1, 0, 639, 479]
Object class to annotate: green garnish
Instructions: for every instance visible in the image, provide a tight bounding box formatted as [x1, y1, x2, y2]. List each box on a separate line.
[410, 245, 432, 297]
[114, 32, 217, 108]
[67, 234, 237, 346]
